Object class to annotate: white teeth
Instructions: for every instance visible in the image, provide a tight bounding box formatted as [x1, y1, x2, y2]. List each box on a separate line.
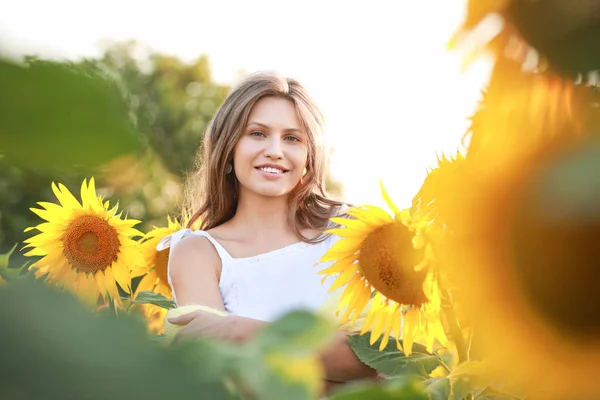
[259, 167, 283, 174]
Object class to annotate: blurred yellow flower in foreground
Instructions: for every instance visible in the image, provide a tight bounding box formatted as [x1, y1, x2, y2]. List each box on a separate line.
[445, 64, 600, 398]
[317, 183, 446, 355]
[23, 178, 145, 307]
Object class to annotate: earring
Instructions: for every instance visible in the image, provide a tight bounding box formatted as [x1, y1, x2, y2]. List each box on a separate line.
[225, 162, 233, 174]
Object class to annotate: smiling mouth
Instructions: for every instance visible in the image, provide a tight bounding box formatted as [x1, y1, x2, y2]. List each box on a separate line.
[256, 166, 288, 174]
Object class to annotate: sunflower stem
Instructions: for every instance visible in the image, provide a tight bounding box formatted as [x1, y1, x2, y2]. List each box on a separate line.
[440, 286, 469, 365]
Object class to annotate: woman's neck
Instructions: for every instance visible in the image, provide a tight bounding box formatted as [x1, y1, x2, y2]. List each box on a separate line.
[229, 191, 294, 240]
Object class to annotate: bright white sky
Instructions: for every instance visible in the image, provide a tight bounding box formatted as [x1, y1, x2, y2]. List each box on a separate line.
[0, 0, 492, 209]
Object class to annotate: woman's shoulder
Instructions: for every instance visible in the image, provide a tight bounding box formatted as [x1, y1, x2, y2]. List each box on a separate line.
[159, 229, 223, 278]
[158, 228, 227, 263]
[156, 228, 210, 252]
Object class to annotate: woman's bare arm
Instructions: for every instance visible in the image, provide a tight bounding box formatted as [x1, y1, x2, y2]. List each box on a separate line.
[168, 235, 226, 310]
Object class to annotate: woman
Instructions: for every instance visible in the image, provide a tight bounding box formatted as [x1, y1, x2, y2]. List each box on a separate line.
[162, 72, 377, 390]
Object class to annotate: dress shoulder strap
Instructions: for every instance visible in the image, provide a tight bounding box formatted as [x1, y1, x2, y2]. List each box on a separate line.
[190, 231, 233, 260]
[156, 229, 232, 260]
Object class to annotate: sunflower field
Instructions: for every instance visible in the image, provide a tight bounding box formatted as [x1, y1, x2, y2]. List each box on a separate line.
[2, 1, 600, 399]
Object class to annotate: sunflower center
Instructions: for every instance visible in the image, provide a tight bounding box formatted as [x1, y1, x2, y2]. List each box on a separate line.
[154, 249, 170, 284]
[359, 222, 428, 305]
[63, 214, 120, 273]
[508, 140, 600, 340]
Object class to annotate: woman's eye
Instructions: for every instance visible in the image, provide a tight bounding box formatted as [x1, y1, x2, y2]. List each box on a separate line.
[284, 135, 300, 142]
[250, 131, 266, 137]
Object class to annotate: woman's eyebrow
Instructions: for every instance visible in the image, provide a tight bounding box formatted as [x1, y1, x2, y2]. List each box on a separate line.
[247, 121, 302, 133]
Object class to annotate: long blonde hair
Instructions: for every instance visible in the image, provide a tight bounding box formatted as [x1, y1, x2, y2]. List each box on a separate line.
[182, 71, 343, 242]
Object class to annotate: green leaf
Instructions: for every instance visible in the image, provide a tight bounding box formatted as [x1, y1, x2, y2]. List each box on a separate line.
[252, 309, 336, 353]
[0, 243, 17, 269]
[446, 361, 526, 400]
[125, 290, 177, 310]
[423, 377, 451, 400]
[329, 377, 429, 400]
[474, 387, 524, 400]
[0, 243, 31, 281]
[236, 310, 336, 400]
[448, 361, 494, 400]
[0, 57, 142, 171]
[237, 350, 321, 400]
[347, 334, 440, 377]
[0, 279, 235, 399]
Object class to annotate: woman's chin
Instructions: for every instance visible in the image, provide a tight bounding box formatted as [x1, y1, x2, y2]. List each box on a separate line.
[248, 184, 295, 198]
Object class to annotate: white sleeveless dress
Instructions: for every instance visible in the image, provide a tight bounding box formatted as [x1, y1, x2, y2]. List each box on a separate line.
[158, 227, 342, 322]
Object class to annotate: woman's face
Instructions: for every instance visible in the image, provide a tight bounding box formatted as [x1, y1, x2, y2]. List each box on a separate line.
[232, 96, 308, 199]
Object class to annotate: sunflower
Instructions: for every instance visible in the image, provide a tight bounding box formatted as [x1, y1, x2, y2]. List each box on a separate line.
[443, 63, 600, 397]
[447, 132, 600, 399]
[450, 0, 600, 77]
[412, 152, 465, 235]
[23, 178, 145, 307]
[133, 215, 200, 333]
[317, 182, 447, 355]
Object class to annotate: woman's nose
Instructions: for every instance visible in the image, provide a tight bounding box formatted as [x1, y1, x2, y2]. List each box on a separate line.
[263, 136, 284, 159]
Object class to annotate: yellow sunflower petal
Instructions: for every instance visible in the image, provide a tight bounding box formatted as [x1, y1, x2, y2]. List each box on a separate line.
[325, 227, 368, 238]
[346, 206, 393, 226]
[134, 271, 158, 297]
[318, 255, 358, 276]
[329, 267, 360, 292]
[329, 217, 373, 233]
[318, 237, 363, 262]
[337, 278, 363, 312]
[110, 261, 131, 293]
[103, 267, 121, 303]
[37, 201, 68, 215]
[29, 207, 56, 222]
[341, 283, 372, 325]
[379, 305, 399, 351]
[81, 178, 95, 210]
[380, 181, 401, 218]
[55, 182, 82, 210]
[34, 268, 49, 279]
[370, 305, 391, 347]
[23, 247, 48, 257]
[403, 308, 419, 356]
[25, 222, 62, 234]
[79, 273, 100, 306]
[95, 270, 107, 300]
[361, 293, 385, 335]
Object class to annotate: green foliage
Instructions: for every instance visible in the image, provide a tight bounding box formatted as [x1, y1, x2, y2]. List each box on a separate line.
[0, 279, 343, 400]
[422, 361, 524, 400]
[0, 243, 17, 270]
[252, 309, 336, 352]
[329, 377, 429, 400]
[235, 311, 336, 400]
[98, 41, 230, 175]
[0, 57, 141, 171]
[125, 290, 177, 310]
[0, 243, 30, 281]
[0, 279, 235, 400]
[347, 334, 441, 377]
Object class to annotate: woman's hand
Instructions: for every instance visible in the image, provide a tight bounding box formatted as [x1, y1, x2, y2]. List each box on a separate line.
[167, 310, 265, 343]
